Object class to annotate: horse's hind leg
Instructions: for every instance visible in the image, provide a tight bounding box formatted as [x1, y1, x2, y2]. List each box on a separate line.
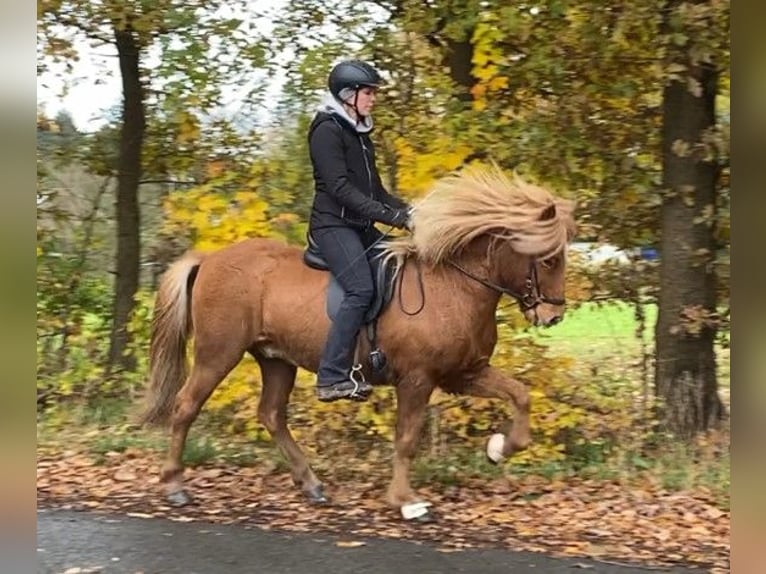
[256, 357, 325, 503]
[466, 366, 531, 462]
[160, 343, 244, 505]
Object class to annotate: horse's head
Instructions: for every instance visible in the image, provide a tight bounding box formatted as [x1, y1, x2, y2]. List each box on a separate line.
[381, 165, 576, 327]
[495, 202, 574, 328]
[520, 252, 567, 327]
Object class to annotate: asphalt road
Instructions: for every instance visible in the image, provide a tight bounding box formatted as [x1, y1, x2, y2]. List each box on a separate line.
[37, 509, 697, 574]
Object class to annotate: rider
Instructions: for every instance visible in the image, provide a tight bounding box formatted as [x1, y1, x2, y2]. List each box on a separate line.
[307, 59, 412, 402]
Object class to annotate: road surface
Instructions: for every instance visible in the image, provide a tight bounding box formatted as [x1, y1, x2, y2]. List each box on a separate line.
[37, 509, 699, 573]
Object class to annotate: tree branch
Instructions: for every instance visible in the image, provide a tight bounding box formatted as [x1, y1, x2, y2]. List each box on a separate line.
[50, 14, 114, 45]
[139, 179, 198, 186]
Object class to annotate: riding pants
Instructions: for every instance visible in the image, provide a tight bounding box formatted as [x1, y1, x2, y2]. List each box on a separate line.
[312, 225, 382, 386]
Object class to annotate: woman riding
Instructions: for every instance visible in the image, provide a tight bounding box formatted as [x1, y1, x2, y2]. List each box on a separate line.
[307, 59, 412, 402]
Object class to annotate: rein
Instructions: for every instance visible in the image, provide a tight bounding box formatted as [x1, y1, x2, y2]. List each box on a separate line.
[448, 259, 565, 311]
[396, 258, 426, 316]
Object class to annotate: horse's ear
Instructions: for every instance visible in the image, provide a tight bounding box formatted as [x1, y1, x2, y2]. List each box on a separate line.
[540, 204, 557, 221]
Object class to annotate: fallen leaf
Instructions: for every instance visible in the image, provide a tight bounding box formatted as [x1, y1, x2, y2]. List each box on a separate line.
[113, 469, 137, 482]
[199, 468, 224, 479]
[706, 507, 725, 520]
[584, 543, 608, 557]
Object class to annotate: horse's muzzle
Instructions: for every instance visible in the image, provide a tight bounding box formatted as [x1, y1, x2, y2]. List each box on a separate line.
[525, 306, 564, 327]
[547, 315, 562, 327]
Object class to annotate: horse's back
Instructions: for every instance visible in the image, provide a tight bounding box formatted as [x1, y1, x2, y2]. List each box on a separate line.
[207, 236, 299, 263]
[192, 237, 310, 289]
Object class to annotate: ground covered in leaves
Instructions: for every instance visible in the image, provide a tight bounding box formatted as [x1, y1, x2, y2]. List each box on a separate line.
[37, 445, 729, 573]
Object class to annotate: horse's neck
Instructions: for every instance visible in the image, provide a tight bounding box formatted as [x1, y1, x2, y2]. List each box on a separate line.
[429, 244, 503, 316]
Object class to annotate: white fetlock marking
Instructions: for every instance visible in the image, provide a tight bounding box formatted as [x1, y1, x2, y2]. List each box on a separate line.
[401, 501, 432, 520]
[486, 433, 506, 463]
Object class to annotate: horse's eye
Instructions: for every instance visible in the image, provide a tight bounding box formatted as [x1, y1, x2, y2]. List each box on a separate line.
[541, 257, 555, 270]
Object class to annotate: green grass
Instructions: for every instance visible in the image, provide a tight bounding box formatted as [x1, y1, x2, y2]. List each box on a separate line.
[527, 301, 729, 393]
[532, 301, 655, 360]
[412, 450, 505, 487]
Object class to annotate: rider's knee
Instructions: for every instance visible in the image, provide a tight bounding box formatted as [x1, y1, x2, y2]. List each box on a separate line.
[347, 284, 375, 305]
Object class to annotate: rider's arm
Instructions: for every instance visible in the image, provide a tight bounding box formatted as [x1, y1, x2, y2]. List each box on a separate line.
[310, 121, 403, 226]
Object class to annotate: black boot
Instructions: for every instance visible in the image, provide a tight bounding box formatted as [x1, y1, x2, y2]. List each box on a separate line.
[316, 378, 373, 402]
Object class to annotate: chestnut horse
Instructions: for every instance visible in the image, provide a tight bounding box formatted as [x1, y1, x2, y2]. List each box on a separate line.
[140, 164, 576, 521]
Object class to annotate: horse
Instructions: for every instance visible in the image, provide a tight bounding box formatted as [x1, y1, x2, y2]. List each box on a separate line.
[140, 163, 576, 522]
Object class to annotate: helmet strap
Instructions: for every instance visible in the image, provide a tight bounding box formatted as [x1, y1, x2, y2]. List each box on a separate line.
[341, 90, 363, 123]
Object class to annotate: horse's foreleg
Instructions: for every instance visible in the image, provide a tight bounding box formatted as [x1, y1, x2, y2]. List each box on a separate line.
[467, 366, 531, 462]
[256, 358, 325, 503]
[160, 347, 243, 505]
[387, 377, 434, 520]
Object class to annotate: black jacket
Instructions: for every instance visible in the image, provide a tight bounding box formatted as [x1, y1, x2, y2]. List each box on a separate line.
[308, 110, 409, 232]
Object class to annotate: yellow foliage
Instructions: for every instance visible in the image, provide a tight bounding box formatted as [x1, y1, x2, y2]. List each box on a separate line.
[162, 182, 276, 250]
[488, 76, 510, 91]
[206, 363, 255, 412]
[394, 135, 472, 196]
[471, 19, 510, 112]
[176, 111, 200, 145]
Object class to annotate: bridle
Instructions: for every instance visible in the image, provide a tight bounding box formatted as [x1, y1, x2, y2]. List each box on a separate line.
[448, 258, 566, 311]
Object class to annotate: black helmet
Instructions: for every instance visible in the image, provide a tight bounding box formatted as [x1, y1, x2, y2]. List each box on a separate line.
[328, 60, 383, 101]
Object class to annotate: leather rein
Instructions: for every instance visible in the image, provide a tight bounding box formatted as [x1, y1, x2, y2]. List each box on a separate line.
[447, 258, 565, 311]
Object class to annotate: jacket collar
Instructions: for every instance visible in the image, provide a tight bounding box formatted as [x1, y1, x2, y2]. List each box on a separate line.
[318, 93, 374, 134]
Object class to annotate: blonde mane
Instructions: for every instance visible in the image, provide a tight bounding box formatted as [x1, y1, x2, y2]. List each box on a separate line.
[383, 164, 576, 267]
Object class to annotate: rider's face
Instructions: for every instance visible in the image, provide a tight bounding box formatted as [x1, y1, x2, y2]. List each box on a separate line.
[353, 86, 377, 117]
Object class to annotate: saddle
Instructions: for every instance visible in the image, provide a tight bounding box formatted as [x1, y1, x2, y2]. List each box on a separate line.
[303, 233, 398, 375]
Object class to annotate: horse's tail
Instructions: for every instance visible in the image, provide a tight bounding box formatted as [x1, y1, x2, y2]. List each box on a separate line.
[139, 250, 206, 428]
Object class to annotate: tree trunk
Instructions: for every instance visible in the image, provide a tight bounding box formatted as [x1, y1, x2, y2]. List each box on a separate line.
[108, 26, 145, 372]
[444, 38, 475, 103]
[655, 3, 724, 439]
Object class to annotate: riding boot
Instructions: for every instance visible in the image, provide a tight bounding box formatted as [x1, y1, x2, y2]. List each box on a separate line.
[316, 318, 373, 402]
[316, 377, 373, 402]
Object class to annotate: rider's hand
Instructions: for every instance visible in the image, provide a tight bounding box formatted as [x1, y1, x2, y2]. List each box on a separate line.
[388, 208, 411, 230]
[404, 208, 415, 232]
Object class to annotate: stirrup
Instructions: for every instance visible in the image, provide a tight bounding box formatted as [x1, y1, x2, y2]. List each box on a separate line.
[349, 363, 366, 385]
[348, 364, 372, 399]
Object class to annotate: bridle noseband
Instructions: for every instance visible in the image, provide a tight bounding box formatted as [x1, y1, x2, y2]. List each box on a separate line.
[448, 258, 565, 311]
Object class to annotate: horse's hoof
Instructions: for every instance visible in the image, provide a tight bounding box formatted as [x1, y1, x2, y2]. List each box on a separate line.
[167, 490, 192, 507]
[401, 501, 433, 522]
[304, 484, 330, 505]
[486, 433, 506, 464]
[411, 508, 436, 523]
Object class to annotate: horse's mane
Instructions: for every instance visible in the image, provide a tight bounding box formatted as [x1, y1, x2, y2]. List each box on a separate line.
[382, 164, 576, 268]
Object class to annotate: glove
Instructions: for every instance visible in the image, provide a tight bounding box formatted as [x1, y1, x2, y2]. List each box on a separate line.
[388, 208, 411, 230]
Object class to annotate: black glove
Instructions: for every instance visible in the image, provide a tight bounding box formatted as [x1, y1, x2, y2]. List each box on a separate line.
[387, 208, 411, 230]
